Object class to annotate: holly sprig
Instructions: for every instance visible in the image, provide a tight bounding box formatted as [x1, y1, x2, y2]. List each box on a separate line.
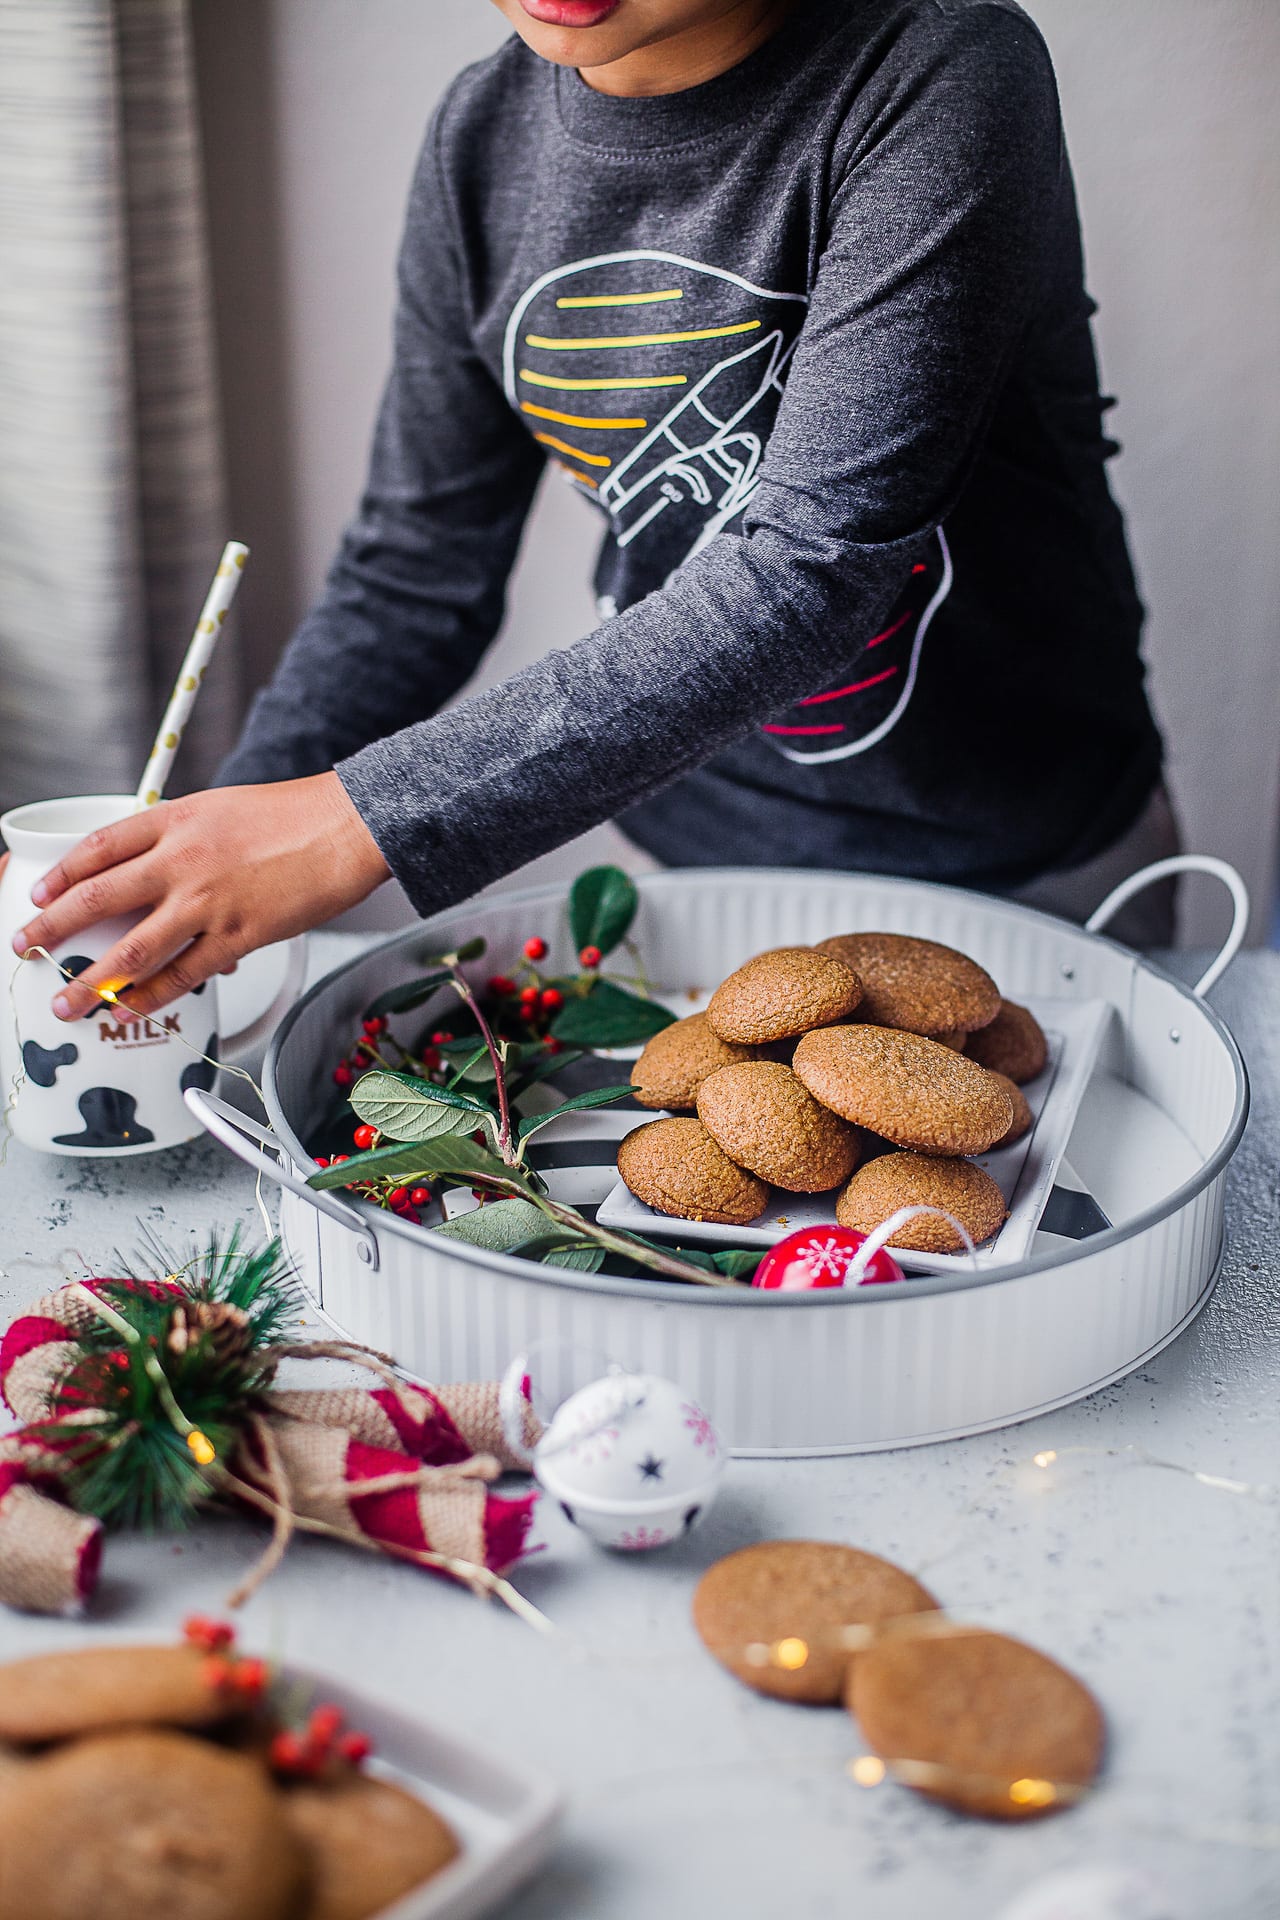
[309, 868, 753, 1287]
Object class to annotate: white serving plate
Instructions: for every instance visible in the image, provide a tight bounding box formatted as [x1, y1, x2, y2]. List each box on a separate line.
[281, 1663, 562, 1920]
[595, 995, 1113, 1274]
[189, 857, 1249, 1455]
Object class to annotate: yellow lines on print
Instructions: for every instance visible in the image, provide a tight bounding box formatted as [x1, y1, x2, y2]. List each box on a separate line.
[556, 288, 682, 308]
[534, 431, 611, 468]
[520, 370, 687, 392]
[521, 401, 647, 431]
[558, 464, 598, 488]
[526, 320, 761, 351]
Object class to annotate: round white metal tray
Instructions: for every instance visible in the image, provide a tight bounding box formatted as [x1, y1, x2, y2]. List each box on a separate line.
[190, 861, 1248, 1456]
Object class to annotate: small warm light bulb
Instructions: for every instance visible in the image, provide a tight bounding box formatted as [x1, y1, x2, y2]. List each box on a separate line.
[187, 1430, 216, 1466]
[99, 988, 118, 1004]
[1033, 1450, 1057, 1469]
[1008, 1776, 1056, 1808]
[773, 1637, 809, 1670]
[850, 1756, 886, 1788]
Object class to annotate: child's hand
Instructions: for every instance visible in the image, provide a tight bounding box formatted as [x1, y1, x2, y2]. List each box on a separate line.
[11, 772, 390, 1021]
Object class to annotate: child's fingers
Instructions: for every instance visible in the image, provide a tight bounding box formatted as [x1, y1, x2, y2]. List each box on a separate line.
[48, 907, 196, 1021]
[29, 806, 164, 908]
[98, 934, 236, 1022]
[14, 857, 162, 961]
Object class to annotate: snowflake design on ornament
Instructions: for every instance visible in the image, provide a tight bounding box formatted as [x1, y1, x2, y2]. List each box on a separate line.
[617, 1525, 667, 1551]
[799, 1233, 853, 1283]
[682, 1404, 717, 1454]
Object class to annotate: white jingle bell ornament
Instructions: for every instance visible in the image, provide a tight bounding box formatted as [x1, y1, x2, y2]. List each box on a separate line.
[501, 1358, 724, 1552]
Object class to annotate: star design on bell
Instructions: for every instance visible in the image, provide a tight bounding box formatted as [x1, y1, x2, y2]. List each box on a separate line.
[637, 1454, 664, 1481]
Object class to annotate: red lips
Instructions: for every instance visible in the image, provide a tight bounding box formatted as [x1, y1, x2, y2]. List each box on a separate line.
[519, 0, 623, 27]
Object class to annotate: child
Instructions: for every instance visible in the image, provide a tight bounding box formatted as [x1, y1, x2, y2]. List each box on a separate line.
[17, 0, 1174, 1023]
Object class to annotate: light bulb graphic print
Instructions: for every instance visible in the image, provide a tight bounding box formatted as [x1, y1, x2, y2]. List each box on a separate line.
[503, 250, 807, 576]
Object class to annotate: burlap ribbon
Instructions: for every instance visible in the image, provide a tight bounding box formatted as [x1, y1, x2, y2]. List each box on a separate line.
[0, 1282, 541, 1617]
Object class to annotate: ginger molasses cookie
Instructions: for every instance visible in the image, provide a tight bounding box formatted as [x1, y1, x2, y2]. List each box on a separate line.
[965, 999, 1048, 1084]
[286, 1774, 460, 1920]
[793, 1026, 1013, 1156]
[847, 1623, 1105, 1819]
[815, 933, 1000, 1037]
[706, 948, 862, 1046]
[0, 1729, 306, 1920]
[630, 1012, 758, 1111]
[696, 1061, 862, 1193]
[693, 1541, 938, 1705]
[836, 1152, 1007, 1251]
[0, 1644, 239, 1747]
[988, 1072, 1033, 1147]
[617, 1117, 769, 1225]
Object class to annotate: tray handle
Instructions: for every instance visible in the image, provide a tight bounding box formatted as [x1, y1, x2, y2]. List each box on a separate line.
[1085, 855, 1249, 999]
[184, 1087, 380, 1270]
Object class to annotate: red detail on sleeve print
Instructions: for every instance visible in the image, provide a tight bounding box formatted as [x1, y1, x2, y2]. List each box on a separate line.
[760, 722, 846, 735]
[796, 665, 899, 707]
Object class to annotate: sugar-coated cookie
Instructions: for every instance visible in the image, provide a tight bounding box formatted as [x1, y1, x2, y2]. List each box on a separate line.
[815, 933, 1000, 1037]
[793, 1026, 1013, 1156]
[707, 948, 862, 1045]
[286, 1774, 460, 1920]
[965, 1000, 1048, 1084]
[693, 1540, 939, 1704]
[847, 1623, 1105, 1819]
[988, 1072, 1033, 1147]
[696, 1061, 862, 1193]
[836, 1151, 1007, 1251]
[617, 1117, 769, 1225]
[0, 1645, 238, 1747]
[0, 1729, 306, 1920]
[629, 1012, 758, 1111]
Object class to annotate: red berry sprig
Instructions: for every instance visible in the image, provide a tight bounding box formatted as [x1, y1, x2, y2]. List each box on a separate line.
[183, 1619, 269, 1702]
[579, 946, 601, 970]
[268, 1701, 375, 1779]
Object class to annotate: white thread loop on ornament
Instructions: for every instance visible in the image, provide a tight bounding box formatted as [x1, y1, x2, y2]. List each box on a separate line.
[499, 1337, 619, 1467]
[846, 1206, 978, 1281]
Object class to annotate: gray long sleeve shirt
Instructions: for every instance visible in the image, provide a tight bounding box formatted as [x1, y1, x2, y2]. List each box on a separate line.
[217, 0, 1162, 912]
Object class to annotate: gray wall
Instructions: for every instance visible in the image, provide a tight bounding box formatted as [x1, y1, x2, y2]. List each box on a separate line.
[192, 0, 1279, 943]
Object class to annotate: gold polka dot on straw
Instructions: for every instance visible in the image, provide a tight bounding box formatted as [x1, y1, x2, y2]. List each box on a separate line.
[163, 732, 179, 749]
[133, 540, 250, 815]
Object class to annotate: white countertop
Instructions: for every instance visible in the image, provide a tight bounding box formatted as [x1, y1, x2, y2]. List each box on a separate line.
[1, 938, 1277, 1919]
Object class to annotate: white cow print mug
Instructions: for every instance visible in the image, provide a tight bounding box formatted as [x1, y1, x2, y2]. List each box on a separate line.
[0, 796, 305, 1155]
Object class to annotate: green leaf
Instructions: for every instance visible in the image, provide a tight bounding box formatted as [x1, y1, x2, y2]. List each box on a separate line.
[363, 970, 451, 1021]
[436, 1201, 607, 1273]
[448, 935, 486, 965]
[550, 979, 676, 1048]
[308, 1135, 532, 1194]
[712, 1248, 763, 1277]
[516, 1084, 635, 1141]
[350, 1070, 489, 1144]
[569, 865, 638, 959]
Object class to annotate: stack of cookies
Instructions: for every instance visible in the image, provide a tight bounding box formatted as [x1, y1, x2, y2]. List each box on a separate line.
[693, 1540, 1105, 1820]
[0, 1640, 460, 1920]
[621, 934, 1048, 1255]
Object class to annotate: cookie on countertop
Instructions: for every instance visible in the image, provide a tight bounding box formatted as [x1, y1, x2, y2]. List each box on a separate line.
[815, 933, 1000, 1037]
[988, 1072, 1033, 1147]
[847, 1623, 1105, 1819]
[0, 1644, 240, 1748]
[617, 1117, 769, 1225]
[836, 1151, 1008, 1252]
[696, 1061, 863, 1194]
[793, 1026, 1013, 1156]
[286, 1773, 460, 1920]
[0, 1728, 307, 1920]
[693, 1540, 939, 1705]
[965, 1000, 1048, 1085]
[706, 948, 862, 1046]
[630, 1012, 759, 1111]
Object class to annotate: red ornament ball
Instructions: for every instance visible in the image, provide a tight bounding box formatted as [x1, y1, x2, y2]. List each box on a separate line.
[752, 1225, 904, 1291]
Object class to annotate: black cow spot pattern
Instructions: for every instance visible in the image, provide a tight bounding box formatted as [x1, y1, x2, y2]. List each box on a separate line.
[53, 1087, 155, 1149]
[683, 1506, 702, 1532]
[22, 1039, 80, 1088]
[191, 979, 208, 996]
[181, 1034, 220, 1094]
[560, 1502, 577, 1528]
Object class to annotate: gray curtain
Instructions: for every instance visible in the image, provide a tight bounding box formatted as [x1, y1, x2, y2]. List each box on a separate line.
[0, 0, 236, 813]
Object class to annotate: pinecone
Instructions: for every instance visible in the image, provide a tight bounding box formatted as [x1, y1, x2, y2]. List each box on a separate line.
[166, 1299, 253, 1368]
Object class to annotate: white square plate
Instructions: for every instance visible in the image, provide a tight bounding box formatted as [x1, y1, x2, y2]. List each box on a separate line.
[593, 997, 1114, 1274]
[280, 1664, 563, 1920]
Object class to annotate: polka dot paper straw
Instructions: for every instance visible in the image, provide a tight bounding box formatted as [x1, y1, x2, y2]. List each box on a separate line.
[134, 541, 250, 809]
